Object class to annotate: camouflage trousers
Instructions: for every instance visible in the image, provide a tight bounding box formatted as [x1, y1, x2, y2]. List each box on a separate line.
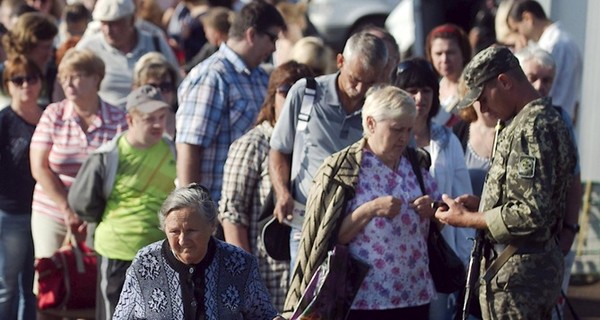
[480, 247, 563, 319]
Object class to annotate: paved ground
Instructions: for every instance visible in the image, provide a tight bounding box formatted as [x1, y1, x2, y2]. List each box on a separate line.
[565, 275, 600, 320]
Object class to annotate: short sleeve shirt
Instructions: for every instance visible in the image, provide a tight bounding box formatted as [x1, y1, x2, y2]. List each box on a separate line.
[95, 137, 176, 261]
[176, 44, 269, 203]
[346, 150, 438, 309]
[270, 74, 363, 204]
[30, 99, 127, 221]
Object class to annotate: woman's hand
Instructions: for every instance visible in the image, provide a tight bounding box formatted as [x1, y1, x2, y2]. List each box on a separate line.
[337, 196, 402, 244]
[371, 195, 402, 219]
[64, 207, 87, 241]
[410, 195, 435, 219]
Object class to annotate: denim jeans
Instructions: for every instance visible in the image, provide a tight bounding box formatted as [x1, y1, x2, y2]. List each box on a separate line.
[289, 227, 302, 280]
[0, 209, 36, 320]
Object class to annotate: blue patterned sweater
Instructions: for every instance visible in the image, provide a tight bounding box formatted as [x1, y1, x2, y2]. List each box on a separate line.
[113, 238, 277, 319]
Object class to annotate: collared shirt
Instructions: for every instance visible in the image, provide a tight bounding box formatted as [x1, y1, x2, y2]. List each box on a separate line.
[30, 99, 127, 221]
[537, 22, 582, 120]
[76, 27, 179, 108]
[176, 44, 269, 204]
[270, 73, 364, 204]
[218, 121, 289, 310]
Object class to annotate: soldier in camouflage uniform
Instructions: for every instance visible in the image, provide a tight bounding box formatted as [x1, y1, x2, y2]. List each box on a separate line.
[435, 46, 577, 319]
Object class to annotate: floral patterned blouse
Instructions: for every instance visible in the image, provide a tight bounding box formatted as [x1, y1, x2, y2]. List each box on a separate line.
[345, 149, 439, 309]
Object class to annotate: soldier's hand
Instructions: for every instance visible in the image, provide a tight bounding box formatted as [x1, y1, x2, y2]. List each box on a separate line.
[455, 194, 480, 211]
[274, 190, 294, 224]
[435, 194, 487, 229]
[435, 194, 468, 227]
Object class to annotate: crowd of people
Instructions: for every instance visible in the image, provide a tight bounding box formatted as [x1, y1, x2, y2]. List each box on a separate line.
[0, 0, 583, 319]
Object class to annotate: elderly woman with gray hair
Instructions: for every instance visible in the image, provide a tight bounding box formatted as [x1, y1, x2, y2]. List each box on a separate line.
[285, 85, 440, 319]
[113, 184, 282, 320]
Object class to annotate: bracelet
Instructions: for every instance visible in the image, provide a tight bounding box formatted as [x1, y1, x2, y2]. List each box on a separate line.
[563, 223, 580, 234]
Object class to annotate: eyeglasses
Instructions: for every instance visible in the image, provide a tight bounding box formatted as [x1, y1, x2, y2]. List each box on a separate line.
[147, 82, 174, 93]
[60, 73, 87, 84]
[9, 75, 40, 87]
[259, 30, 278, 44]
[276, 83, 292, 96]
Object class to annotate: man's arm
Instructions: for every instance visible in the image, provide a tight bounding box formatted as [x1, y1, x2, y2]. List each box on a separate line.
[436, 194, 488, 230]
[176, 143, 203, 186]
[269, 149, 293, 223]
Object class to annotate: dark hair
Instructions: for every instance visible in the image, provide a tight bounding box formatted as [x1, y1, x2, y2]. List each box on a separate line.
[255, 61, 313, 126]
[63, 3, 91, 23]
[509, 0, 547, 22]
[228, 0, 286, 40]
[2, 12, 58, 58]
[3, 55, 43, 93]
[395, 58, 441, 121]
[425, 23, 472, 70]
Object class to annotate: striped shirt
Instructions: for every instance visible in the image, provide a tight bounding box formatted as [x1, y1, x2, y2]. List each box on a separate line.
[176, 44, 269, 204]
[30, 99, 127, 222]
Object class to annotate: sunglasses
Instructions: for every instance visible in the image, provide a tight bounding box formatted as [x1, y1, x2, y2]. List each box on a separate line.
[147, 82, 174, 93]
[259, 30, 278, 44]
[9, 75, 40, 87]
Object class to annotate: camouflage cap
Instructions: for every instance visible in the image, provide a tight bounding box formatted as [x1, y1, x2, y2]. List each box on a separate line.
[456, 46, 520, 109]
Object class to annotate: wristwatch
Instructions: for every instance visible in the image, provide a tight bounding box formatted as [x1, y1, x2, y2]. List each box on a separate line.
[563, 223, 580, 234]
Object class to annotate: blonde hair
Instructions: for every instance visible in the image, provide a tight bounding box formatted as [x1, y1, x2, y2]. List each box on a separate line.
[290, 36, 335, 76]
[58, 48, 106, 83]
[133, 52, 180, 88]
[361, 85, 416, 136]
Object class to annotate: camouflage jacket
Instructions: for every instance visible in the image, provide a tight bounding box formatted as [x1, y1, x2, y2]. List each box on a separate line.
[482, 98, 577, 245]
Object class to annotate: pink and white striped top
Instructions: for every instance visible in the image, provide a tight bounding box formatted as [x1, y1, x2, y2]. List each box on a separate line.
[30, 99, 127, 222]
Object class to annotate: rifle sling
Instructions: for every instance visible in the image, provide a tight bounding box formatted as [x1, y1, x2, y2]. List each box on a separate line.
[481, 244, 519, 283]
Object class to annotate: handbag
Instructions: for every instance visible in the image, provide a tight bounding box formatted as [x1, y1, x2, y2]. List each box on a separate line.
[36, 232, 97, 310]
[291, 245, 370, 320]
[427, 223, 467, 293]
[407, 147, 466, 294]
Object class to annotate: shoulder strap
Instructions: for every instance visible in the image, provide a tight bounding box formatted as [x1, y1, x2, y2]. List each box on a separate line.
[290, 77, 317, 183]
[152, 34, 161, 54]
[295, 77, 316, 133]
[407, 147, 428, 196]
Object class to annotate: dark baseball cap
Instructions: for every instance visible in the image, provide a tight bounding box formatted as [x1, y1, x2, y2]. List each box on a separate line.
[456, 46, 521, 110]
[126, 85, 169, 114]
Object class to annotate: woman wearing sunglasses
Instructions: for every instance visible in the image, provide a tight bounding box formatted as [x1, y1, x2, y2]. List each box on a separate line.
[395, 58, 473, 320]
[0, 55, 42, 320]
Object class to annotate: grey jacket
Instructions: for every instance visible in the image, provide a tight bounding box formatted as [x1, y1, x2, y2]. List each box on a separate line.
[68, 132, 176, 222]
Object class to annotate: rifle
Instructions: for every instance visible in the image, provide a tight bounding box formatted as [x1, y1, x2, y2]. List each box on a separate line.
[461, 120, 503, 320]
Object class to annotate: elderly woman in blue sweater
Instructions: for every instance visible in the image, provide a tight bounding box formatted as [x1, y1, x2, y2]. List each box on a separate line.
[113, 184, 282, 320]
